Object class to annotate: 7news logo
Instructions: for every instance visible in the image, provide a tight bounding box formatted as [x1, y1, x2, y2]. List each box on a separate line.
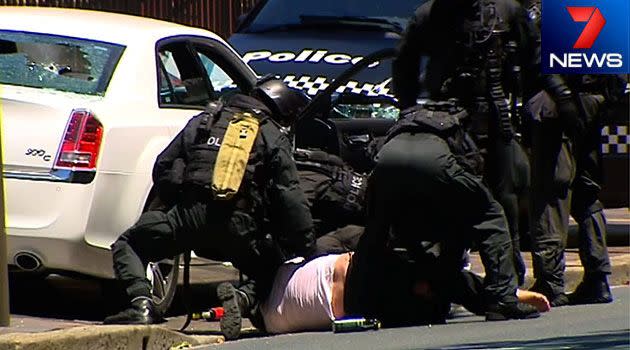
[542, 0, 630, 74]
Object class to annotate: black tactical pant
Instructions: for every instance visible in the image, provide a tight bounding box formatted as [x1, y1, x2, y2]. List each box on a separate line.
[344, 132, 519, 325]
[111, 195, 278, 305]
[486, 138, 530, 286]
[470, 108, 530, 286]
[528, 92, 611, 297]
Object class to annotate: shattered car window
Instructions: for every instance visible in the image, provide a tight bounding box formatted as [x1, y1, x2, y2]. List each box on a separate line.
[0, 30, 124, 95]
[335, 103, 400, 120]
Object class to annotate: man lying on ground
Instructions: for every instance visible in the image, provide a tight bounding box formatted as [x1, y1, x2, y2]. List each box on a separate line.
[260, 252, 550, 334]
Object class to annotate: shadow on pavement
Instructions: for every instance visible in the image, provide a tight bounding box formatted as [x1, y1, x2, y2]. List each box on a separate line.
[431, 329, 630, 349]
[8, 273, 111, 321]
[8, 273, 228, 322]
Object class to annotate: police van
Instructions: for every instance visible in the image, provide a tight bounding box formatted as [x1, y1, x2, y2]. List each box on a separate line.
[228, 0, 629, 207]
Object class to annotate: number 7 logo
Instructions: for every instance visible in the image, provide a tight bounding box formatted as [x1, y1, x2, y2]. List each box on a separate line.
[566, 6, 606, 49]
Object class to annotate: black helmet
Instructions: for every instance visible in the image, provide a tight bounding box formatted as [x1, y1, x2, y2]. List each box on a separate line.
[252, 76, 309, 125]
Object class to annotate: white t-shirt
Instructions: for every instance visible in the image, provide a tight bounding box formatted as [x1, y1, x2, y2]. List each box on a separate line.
[261, 254, 341, 334]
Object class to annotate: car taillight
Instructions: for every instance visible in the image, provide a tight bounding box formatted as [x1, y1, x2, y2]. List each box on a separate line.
[55, 109, 103, 170]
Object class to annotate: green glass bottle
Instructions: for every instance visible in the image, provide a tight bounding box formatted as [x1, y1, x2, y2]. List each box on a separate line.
[191, 307, 224, 321]
[332, 318, 381, 333]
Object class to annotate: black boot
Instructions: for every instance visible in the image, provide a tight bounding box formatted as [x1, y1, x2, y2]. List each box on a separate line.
[217, 282, 251, 340]
[103, 297, 160, 325]
[529, 280, 569, 307]
[568, 275, 613, 305]
[549, 293, 570, 307]
[247, 302, 267, 332]
[485, 301, 540, 321]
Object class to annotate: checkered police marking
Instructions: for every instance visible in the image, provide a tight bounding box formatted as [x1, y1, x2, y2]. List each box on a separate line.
[283, 74, 392, 97]
[601, 125, 629, 154]
[282, 74, 627, 155]
[283, 75, 329, 95]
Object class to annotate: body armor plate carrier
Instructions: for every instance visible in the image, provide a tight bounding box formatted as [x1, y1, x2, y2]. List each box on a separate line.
[387, 100, 485, 175]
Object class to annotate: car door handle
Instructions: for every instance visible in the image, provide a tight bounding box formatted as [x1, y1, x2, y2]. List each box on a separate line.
[345, 134, 371, 145]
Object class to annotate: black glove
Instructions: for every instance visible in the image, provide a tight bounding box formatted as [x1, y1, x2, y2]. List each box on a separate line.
[555, 93, 584, 138]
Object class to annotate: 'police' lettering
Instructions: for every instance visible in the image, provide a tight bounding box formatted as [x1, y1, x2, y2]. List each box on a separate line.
[351, 175, 363, 189]
[207, 137, 222, 147]
[242, 51, 272, 63]
[324, 54, 352, 65]
[242, 49, 381, 69]
[269, 52, 297, 62]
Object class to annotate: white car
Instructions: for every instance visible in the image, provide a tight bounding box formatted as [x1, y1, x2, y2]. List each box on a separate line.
[1, 7, 258, 313]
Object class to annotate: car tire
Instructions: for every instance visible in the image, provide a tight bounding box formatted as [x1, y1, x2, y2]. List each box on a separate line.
[146, 254, 180, 316]
[143, 191, 179, 316]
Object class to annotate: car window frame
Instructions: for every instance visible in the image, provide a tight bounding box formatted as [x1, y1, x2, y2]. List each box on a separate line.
[155, 35, 257, 110]
[157, 40, 210, 107]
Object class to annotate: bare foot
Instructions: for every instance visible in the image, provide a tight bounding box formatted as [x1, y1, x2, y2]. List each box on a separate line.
[517, 289, 551, 312]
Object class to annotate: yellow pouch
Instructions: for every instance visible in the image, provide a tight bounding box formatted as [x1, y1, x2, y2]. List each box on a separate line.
[212, 112, 260, 200]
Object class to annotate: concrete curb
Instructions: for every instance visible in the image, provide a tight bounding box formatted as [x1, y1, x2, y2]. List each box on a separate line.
[526, 262, 630, 291]
[0, 325, 223, 350]
[470, 249, 630, 291]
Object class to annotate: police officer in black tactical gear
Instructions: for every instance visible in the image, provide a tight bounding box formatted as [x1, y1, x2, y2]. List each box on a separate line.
[103, 79, 316, 340]
[526, 82, 616, 307]
[520, 0, 623, 307]
[392, 0, 538, 286]
[294, 148, 368, 236]
[344, 101, 540, 325]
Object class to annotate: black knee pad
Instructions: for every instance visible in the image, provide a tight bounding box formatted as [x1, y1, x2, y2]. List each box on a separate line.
[121, 211, 173, 248]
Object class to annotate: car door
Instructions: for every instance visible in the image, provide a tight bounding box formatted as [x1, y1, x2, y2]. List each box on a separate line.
[155, 36, 258, 136]
[295, 49, 399, 172]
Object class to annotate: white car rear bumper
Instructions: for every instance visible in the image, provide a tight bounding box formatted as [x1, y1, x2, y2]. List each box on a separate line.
[5, 176, 115, 278]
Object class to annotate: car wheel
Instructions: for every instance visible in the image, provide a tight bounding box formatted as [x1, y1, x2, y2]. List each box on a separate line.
[143, 191, 180, 315]
[146, 254, 180, 316]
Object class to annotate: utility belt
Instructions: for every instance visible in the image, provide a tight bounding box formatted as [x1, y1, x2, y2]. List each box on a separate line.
[180, 183, 254, 212]
[294, 148, 346, 171]
[295, 160, 337, 178]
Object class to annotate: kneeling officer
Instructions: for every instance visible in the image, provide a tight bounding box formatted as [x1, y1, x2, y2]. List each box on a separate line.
[103, 79, 316, 338]
[345, 100, 540, 324]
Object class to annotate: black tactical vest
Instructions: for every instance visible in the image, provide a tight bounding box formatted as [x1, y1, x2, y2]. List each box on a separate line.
[386, 100, 485, 175]
[294, 149, 367, 234]
[172, 96, 272, 216]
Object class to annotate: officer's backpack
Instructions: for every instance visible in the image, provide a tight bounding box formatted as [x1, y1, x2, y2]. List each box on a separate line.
[386, 100, 485, 175]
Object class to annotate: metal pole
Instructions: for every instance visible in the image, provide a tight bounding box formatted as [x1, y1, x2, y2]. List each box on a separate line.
[0, 87, 10, 327]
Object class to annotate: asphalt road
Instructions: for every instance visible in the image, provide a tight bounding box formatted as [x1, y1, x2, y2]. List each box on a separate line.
[202, 287, 630, 350]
